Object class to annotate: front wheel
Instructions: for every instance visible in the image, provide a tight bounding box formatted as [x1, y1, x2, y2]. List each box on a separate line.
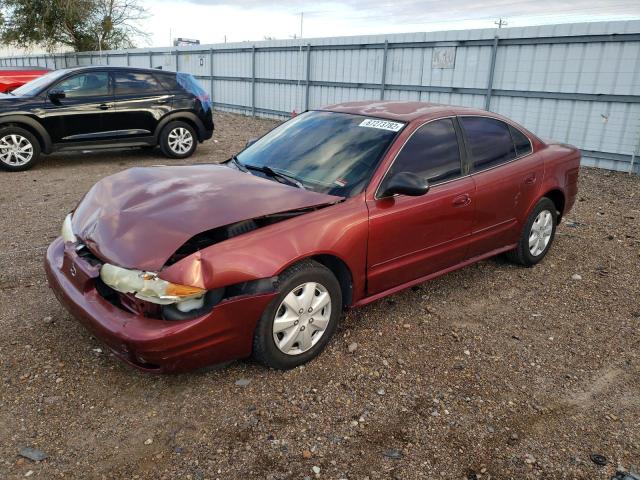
[159, 121, 198, 159]
[0, 127, 41, 172]
[507, 197, 558, 266]
[253, 260, 342, 369]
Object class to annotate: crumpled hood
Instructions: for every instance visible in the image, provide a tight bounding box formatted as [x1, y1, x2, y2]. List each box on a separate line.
[72, 164, 342, 271]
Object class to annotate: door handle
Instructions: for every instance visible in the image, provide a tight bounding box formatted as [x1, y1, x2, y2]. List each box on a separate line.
[98, 103, 112, 110]
[524, 173, 537, 185]
[452, 194, 471, 207]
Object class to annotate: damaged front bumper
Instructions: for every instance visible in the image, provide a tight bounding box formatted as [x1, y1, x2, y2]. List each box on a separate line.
[44, 237, 277, 373]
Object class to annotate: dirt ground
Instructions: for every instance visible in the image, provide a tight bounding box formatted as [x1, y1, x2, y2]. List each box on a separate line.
[0, 111, 639, 480]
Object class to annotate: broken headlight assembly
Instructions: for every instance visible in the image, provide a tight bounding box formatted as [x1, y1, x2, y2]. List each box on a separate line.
[99, 264, 222, 318]
[61, 213, 77, 243]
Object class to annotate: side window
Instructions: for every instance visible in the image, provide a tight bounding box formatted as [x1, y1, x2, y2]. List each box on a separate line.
[460, 117, 516, 171]
[509, 125, 533, 156]
[386, 118, 462, 184]
[114, 72, 163, 95]
[54, 72, 109, 98]
[156, 73, 180, 91]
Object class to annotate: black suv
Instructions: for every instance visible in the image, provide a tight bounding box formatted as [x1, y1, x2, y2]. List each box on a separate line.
[0, 66, 214, 171]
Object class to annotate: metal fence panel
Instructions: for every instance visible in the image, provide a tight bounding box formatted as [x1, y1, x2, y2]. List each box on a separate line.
[212, 78, 250, 107]
[1, 20, 639, 173]
[215, 51, 252, 77]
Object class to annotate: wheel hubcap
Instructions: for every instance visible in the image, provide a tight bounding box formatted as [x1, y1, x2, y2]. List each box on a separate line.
[529, 209, 553, 256]
[272, 282, 332, 356]
[167, 127, 193, 154]
[0, 134, 33, 166]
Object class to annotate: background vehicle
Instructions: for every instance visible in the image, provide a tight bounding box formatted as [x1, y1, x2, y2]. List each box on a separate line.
[45, 101, 580, 372]
[0, 66, 50, 93]
[0, 66, 214, 171]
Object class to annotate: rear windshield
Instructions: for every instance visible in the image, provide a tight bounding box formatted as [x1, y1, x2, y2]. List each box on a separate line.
[177, 73, 211, 112]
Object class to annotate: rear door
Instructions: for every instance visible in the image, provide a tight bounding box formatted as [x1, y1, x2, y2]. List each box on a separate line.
[41, 71, 113, 144]
[366, 117, 475, 295]
[459, 116, 543, 258]
[111, 71, 173, 139]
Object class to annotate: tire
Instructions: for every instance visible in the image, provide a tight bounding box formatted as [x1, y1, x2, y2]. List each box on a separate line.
[506, 197, 558, 266]
[159, 121, 198, 159]
[0, 126, 41, 172]
[253, 260, 342, 370]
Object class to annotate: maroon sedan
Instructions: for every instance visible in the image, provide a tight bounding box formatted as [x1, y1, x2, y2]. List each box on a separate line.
[45, 101, 580, 372]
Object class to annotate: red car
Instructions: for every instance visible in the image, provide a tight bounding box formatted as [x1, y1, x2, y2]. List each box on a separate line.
[0, 67, 49, 93]
[45, 101, 580, 372]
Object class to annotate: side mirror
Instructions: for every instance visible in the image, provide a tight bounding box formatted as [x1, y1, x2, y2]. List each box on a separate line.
[48, 89, 66, 103]
[380, 171, 430, 198]
[245, 138, 258, 148]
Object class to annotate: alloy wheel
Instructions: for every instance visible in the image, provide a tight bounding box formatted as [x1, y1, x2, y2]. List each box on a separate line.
[529, 209, 553, 256]
[0, 134, 34, 167]
[167, 127, 194, 155]
[272, 282, 332, 356]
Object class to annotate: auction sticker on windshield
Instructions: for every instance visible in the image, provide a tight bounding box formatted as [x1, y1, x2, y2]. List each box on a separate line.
[358, 118, 404, 132]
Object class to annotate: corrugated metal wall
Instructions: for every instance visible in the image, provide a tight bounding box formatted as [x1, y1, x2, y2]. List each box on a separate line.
[1, 20, 639, 173]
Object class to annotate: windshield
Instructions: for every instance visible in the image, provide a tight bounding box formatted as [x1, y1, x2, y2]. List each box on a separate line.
[236, 111, 404, 197]
[12, 69, 69, 96]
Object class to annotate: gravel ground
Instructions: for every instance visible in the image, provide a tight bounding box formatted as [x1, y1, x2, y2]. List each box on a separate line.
[0, 111, 639, 480]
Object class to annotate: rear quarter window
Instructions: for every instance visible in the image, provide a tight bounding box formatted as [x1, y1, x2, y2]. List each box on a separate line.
[509, 125, 533, 156]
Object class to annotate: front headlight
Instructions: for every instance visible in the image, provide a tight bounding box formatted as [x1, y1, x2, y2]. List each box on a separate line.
[61, 213, 77, 243]
[100, 263, 206, 306]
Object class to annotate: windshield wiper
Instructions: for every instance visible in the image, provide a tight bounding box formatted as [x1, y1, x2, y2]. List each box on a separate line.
[227, 155, 248, 172]
[243, 163, 306, 189]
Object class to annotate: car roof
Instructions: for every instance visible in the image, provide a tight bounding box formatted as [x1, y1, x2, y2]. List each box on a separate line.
[321, 100, 491, 123]
[58, 65, 176, 76]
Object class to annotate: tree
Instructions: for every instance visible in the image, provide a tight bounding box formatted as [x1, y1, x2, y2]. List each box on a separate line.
[0, 0, 148, 52]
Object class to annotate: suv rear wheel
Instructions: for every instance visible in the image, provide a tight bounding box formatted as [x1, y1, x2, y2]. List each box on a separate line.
[0, 126, 41, 172]
[159, 121, 198, 159]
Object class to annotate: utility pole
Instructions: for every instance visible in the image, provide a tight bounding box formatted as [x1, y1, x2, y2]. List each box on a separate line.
[495, 18, 508, 29]
[300, 12, 304, 39]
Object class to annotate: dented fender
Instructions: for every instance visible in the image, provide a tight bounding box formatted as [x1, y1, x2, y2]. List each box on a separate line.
[159, 195, 370, 303]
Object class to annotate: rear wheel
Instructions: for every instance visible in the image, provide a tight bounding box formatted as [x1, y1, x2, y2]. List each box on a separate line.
[507, 197, 557, 266]
[159, 121, 197, 159]
[0, 126, 41, 172]
[253, 260, 342, 369]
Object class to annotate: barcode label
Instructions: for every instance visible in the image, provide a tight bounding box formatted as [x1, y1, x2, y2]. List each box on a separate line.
[358, 119, 404, 132]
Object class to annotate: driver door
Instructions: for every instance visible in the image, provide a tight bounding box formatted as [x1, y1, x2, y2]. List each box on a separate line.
[366, 117, 476, 295]
[41, 71, 114, 144]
